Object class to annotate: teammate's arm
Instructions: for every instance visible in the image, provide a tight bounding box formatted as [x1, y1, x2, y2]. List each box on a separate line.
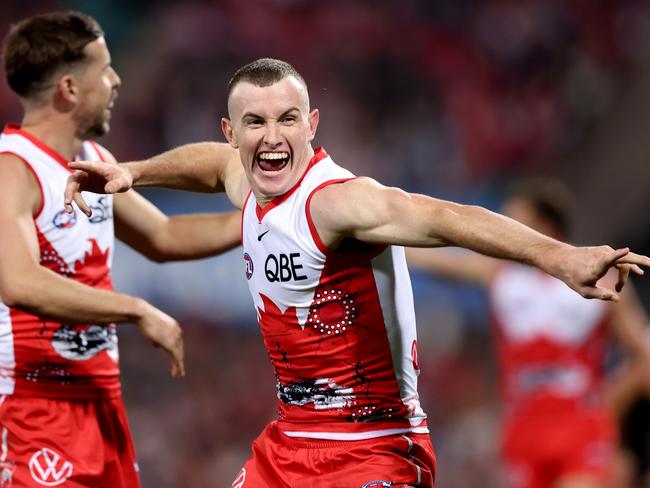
[0, 154, 184, 376]
[65, 142, 248, 214]
[405, 248, 499, 286]
[310, 177, 650, 301]
[114, 191, 241, 261]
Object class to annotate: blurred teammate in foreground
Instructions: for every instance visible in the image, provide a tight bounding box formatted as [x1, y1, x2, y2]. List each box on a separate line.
[407, 180, 650, 488]
[0, 12, 240, 487]
[65, 58, 650, 487]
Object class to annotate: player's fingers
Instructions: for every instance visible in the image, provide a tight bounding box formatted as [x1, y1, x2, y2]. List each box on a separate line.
[68, 160, 104, 173]
[581, 285, 619, 302]
[73, 192, 92, 217]
[615, 264, 630, 292]
[614, 252, 650, 269]
[105, 177, 127, 194]
[602, 247, 629, 269]
[64, 171, 85, 213]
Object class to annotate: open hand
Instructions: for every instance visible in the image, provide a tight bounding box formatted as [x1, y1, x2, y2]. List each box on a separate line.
[64, 160, 133, 216]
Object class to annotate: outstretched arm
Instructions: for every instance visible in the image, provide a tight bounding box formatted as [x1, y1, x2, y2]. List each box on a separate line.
[114, 191, 241, 261]
[311, 177, 650, 300]
[65, 142, 248, 214]
[92, 144, 242, 261]
[405, 248, 499, 286]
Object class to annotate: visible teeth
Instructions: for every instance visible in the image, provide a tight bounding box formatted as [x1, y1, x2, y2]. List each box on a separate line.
[258, 152, 288, 160]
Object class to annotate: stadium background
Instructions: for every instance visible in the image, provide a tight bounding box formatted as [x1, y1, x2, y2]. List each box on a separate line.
[1, 1, 650, 486]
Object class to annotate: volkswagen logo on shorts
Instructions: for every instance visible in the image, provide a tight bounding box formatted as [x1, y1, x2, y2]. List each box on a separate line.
[361, 481, 392, 488]
[29, 448, 73, 486]
[244, 252, 254, 280]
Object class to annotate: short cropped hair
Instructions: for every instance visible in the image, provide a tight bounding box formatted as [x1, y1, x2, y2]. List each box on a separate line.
[3, 11, 103, 98]
[227, 58, 307, 100]
[508, 178, 572, 238]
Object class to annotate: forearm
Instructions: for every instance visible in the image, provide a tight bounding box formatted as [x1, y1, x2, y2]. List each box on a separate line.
[126, 143, 231, 193]
[151, 211, 242, 261]
[2, 267, 146, 325]
[431, 203, 568, 274]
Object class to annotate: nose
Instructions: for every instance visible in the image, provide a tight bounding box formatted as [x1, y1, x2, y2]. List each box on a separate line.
[110, 67, 122, 89]
[263, 121, 282, 148]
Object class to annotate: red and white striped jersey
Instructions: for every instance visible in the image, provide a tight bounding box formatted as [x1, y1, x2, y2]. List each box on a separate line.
[489, 264, 609, 415]
[0, 124, 120, 400]
[241, 147, 427, 440]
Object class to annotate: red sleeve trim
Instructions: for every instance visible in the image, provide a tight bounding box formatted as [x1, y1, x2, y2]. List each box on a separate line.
[88, 141, 107, 163]
[305, 177, 354, 254]
[0, 151, 45, 218]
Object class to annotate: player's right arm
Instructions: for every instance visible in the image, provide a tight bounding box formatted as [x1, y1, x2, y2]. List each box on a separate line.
[65, 142, 248, 214]
[0, 154, 184, 377]
[405, 248, 499, 286]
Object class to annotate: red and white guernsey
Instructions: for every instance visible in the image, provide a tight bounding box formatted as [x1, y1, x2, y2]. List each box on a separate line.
[242, 147, 427, 440]
[490, 264, 609, 416]
[0, 124, 119, 400]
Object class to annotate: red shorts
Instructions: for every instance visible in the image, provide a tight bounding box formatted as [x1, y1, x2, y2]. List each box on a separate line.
[501, 407, 616, 488]
[231, 421, 436, 488]
[0, 395, 140, 488]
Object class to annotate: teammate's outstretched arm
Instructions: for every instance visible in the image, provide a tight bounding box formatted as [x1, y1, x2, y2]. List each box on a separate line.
[0, 154, 184, 378]
[310, 177, 650, 301]
[65, 142, 247, 215]
[405, 248, 499, 286]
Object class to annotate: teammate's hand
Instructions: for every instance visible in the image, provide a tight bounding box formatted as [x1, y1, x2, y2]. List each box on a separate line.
[551, 246, 650, 301]
[64, 160, 133, 217]
[135, 303, 185, 378]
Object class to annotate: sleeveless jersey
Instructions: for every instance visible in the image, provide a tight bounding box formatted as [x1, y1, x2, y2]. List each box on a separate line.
[489, 263, 609, 416]
[0, 124, 119, 399]
[241, 147, 427, 440]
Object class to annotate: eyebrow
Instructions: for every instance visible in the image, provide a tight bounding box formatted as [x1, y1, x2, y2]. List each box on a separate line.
[241, 107, 300, 121]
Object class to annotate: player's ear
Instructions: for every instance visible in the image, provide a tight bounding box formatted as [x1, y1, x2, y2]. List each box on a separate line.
[221, 118, 238, 148]
[307, 109, 319, 142]
[58, 75, 78, 103]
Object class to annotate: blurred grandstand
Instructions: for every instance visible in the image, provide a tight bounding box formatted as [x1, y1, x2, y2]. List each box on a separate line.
[2, 1, 650, 486]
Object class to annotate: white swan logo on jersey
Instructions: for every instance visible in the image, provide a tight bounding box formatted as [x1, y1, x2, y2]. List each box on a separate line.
[28, 448, 73, 486]
[244, 253, 254, 280]
[51, 324, 117, 361]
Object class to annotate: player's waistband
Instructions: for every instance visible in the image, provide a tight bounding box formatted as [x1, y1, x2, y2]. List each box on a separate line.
[1, 377, 122, 401]
[277, 419, 429, 441]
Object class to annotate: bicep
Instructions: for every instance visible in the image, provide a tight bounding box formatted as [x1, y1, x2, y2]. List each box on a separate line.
[312, 177, 456, 248]
[0, 157, 43, 294]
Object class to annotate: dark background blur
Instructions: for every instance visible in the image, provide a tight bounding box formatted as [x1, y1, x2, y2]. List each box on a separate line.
[2, 1, 650, 487]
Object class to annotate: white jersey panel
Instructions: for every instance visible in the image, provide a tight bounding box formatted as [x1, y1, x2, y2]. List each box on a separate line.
[491, 264, 606, 344]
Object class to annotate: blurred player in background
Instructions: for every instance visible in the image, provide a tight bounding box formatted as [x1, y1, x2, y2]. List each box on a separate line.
[0, 11, 240, 488]
[64, 59, 650, 487]
[407, 179, 650, 488]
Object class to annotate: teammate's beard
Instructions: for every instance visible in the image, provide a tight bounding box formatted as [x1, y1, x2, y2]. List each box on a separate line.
[75, 109, 109, 140]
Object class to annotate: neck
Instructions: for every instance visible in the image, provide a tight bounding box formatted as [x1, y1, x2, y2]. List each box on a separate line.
[20, 107, 83, 160]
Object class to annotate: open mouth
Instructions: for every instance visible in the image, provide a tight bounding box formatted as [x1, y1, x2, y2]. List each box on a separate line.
[257, 151, 289, 172]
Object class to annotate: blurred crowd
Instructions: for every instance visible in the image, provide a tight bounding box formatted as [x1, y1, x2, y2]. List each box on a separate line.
[2, 0, 650, 486]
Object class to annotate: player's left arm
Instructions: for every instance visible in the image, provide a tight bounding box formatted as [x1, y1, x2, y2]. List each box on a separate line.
[113, 191, 241, 262]
[96, 145, 241, 261]
[310, 177, 650, 301]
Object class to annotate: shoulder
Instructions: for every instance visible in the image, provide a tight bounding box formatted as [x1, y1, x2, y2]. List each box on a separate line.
[0, 153, 41, 213]
[85, 141, 117, 164]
